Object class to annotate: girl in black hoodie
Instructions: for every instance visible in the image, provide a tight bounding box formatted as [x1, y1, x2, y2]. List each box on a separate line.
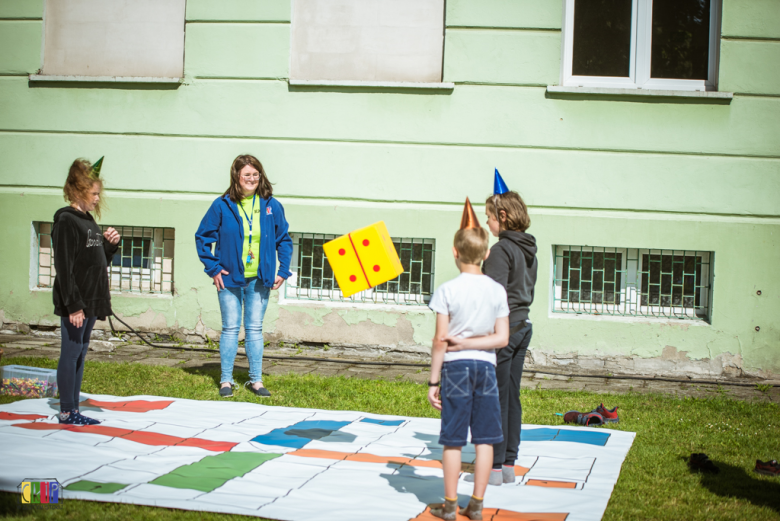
[52, 158, 120, 425]
[482, 191, 538, 483]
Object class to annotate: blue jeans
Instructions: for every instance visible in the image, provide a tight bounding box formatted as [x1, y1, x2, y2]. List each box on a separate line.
[217, 277, 269, 385]
[439, 359, 503, 447]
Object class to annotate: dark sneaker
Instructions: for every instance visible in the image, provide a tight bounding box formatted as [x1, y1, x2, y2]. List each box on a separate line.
[219, 385, 233, 398]
[563, 410, 605, 426]
[72, 410, 101, 425]
[593, 403, 619, 423]
[754, 459, 780, 476]
[58, 410, 100, 425]
[247, 382, 271, 398]
[689, 453, 719, 473]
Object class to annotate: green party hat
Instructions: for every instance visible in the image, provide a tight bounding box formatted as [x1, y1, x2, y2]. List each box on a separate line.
[92, 156, 104, 178]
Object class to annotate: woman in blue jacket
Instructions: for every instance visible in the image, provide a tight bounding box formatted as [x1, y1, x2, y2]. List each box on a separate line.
[195, 155, 292, 398]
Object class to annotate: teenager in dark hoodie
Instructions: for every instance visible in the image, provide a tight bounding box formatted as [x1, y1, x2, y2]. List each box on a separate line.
[463, 189, 538, 486]
[53, 158, 120, 425]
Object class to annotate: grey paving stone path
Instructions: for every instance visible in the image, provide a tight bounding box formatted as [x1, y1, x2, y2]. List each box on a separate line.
[1, 331, 777, 403]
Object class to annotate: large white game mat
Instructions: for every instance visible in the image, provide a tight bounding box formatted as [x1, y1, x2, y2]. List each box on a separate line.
[0, 395, 635, 520]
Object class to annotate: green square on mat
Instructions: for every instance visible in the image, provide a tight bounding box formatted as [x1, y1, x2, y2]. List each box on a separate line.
[149, 452, 282, 492]
[66, 481, 128, 494]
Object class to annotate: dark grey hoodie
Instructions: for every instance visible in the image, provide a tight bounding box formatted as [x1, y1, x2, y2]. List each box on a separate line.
[482, 231, 538, 323]
[52, 207, 118, 319]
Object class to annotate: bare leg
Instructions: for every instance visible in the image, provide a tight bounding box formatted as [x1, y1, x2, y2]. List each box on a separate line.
[472, 443, 493, 499]
[442, 446, 462, 499]
[430, 446, 462, 519]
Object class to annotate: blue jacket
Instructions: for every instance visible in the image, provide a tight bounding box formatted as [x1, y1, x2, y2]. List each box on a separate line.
[195, 194, 293, 288]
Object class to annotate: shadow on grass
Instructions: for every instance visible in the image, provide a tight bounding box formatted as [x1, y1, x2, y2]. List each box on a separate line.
[182, 364, 259, 390]
[692, 460, 780, 514]
[182, 363, 222, 388]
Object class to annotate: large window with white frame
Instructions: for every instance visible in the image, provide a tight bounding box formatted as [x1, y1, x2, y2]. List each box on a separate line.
[284, 232, 435, 306]
[561, 0, 722, 91]
[552, 245, 713, 321]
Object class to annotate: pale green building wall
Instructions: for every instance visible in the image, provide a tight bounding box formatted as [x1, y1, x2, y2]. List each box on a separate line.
[0, 0, 778, 376]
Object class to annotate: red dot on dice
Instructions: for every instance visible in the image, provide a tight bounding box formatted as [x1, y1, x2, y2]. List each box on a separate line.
[362, 239, 370, 246]
[349, 275, 357, 282]
[338, 248, 345, 256]
[373, 265, 380, 272]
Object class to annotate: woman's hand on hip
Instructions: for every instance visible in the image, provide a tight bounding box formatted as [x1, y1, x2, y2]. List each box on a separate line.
[104, 227, 121, 245]
[212, 270, 229, 291]
[272, 275, 284, 290]
[69, 310, 85, 328]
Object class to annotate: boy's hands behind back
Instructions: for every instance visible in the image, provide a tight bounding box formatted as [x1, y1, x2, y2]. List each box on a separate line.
[427, 386, 442, 410]
[442, 335, 465, 351]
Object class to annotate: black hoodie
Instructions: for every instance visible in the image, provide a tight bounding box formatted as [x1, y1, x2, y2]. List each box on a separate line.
[482, 230, 538, 323]
[52, 207, 118, 319]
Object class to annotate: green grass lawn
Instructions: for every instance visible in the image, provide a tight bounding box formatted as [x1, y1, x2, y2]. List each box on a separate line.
[1, 355, 778, 520]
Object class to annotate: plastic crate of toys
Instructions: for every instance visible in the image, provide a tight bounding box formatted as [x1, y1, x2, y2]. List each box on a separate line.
[1, 365, 58, 398]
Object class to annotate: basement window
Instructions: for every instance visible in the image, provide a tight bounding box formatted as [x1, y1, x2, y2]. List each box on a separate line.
[32, 222, 175, 295]
[552, 245, 713, 321]
[285, 232, 435, 306]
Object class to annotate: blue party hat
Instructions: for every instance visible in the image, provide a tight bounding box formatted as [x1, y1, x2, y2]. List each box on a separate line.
[493, 168, 509, 195]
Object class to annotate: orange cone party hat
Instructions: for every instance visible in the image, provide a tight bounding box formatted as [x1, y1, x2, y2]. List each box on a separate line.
[459, 198, 481, 230]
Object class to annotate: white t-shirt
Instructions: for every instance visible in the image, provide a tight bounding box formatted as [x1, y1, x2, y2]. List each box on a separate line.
[428, 273, 510, 365]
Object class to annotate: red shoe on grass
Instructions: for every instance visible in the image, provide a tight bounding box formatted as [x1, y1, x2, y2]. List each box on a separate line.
[754, 459, 780, 476]
[592, 403, 619, 423]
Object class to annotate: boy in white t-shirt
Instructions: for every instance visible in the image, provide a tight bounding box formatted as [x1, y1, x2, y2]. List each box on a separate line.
[426, 199, 510, 521]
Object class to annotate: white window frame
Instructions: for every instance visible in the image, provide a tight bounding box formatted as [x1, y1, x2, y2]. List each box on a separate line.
[561, 0, 722, 92]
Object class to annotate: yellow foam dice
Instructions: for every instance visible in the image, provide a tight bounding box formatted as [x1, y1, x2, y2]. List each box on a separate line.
[322, 221, 404, 298]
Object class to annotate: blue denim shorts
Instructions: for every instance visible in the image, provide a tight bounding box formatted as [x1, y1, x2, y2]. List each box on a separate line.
[439, 359, 504, 447]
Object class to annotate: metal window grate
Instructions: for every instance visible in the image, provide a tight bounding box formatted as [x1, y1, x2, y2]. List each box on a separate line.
[285, 232, 435, 305]
[35, 222, 55, 288]
[33, 222, 175, 294]
[552, 245, 713, 320]
[104, 226, 175, 294]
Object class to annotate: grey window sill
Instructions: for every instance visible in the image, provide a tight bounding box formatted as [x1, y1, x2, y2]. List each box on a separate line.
[29, 74, 182, 83]
[289, 79, 454, 90]
[547, 85, 733, 103]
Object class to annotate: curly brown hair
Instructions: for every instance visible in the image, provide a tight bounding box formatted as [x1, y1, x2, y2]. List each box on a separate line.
[225, 154, 273, 203]
[63, 159, 105, 219]
[485, 191, 530, 232]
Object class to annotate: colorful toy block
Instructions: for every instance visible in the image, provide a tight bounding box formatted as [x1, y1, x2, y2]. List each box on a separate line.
[322, 221, 404, 298]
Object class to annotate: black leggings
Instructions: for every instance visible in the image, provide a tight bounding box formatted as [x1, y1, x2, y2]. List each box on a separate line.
[58, 316, 97, 412]
[493, 321, 533, 469]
